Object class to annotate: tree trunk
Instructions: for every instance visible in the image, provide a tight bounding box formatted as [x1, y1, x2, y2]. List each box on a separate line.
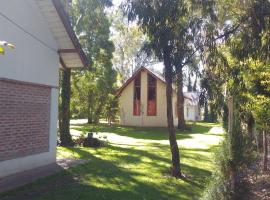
[164, 47, 181, 178]
[87, 92, 93, 124]
[204, 101, 209, 122]
[192, 74, 197, 92]
[247, 115, 254, 144]
[227, 97, 236, 194]
[257, 132, 263, 153]
[263, 130, 268, 171]
[87, 107, 93, 124]
[59, 68, 73, 146]
[176, 67, 185, 130]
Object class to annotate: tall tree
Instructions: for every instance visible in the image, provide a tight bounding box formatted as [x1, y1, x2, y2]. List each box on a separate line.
[70, 0, 116, 124]
[123, 0, 186, 177]
[200, 1, 270, 197]
[110, 9, 147, 83]
[59, 69, 73, 146]
[59, 0, 74, 146]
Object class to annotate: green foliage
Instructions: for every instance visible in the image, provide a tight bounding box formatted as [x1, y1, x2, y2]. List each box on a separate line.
[202, 138, 232, 200]
[69, 0, 117, 123]
[201, 1, 270, 198]
[110, 9, 147, 83]
[104, 94, 119, 125]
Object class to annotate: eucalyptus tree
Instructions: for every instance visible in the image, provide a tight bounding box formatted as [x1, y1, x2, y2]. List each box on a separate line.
[111, 9, 147, 83]
[225, 0, 270, 170]
[200, 1, 270, 198]
[123, 0, 185, 177]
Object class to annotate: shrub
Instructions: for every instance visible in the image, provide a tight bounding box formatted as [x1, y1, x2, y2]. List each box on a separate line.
[202, 138, 233, 200]
[74, 132, 107, 148]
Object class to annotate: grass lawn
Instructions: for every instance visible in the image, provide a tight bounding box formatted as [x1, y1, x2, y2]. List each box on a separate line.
[0, 122, 223, 200]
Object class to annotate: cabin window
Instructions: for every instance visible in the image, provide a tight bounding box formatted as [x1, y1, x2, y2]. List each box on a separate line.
[147, 74, 157, 116]
[133, 74, 141, 116]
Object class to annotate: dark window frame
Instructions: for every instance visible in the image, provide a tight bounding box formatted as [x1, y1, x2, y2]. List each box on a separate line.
[147, 73, 157, 116]
[133, 73, 141, 116]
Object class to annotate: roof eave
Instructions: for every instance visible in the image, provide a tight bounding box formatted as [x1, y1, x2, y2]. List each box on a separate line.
[51, 0, 89, 68]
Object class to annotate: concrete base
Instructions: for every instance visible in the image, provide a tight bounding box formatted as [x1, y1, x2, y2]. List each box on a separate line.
[0, 158, 87, 193]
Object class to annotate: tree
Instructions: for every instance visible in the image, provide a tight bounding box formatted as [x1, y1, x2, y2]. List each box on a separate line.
[104, 94, 119, 125]
[59, 0, 74, 146]
[200, 1, 270, 197]
[70, 0, 117, 124]
[59, 69, 74, 146]
[110, 9, 147, 83]
[123, 0, 186, 177]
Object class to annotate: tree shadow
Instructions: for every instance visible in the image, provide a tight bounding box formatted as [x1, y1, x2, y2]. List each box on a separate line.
[72, 123, 216, 141]
[1, 120, 221, 200]
[0, 146, 204, 200]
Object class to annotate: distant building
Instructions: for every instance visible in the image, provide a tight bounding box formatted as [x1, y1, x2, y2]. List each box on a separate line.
[183, 92, 201, 121]
[0, 0, 87, 178]
[116, 67, 201, 127]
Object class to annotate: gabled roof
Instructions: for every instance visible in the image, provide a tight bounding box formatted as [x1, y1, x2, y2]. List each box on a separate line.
[116, 66, 192, 100]
[116, 66, 166, 97]
[36, 0, 89, 68]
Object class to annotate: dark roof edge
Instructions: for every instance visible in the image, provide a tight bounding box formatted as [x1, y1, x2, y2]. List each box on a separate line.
[116, 66, 166, 97]
[116, 66, 191, 100]
[52, 0, 89, 68]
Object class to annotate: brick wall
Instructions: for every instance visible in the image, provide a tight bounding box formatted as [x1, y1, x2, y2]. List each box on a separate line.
[0, 79, 51, 161]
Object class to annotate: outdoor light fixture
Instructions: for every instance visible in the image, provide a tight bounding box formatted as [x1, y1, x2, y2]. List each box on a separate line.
[0, 40, 15, 55]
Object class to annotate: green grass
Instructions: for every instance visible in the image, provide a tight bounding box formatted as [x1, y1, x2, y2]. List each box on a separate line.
[0, 122, 224, 200]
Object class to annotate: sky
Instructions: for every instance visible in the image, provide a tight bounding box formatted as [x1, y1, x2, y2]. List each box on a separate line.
[113, 0, 122, 7]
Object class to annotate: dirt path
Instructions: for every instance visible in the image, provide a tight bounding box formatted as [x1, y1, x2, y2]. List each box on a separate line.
[241, 157, 270, 200]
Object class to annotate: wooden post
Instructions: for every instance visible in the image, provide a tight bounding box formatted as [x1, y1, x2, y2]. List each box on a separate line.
[227, 96, 236, 194]
[263, 130, 268, 171]
[228, 96, 233, 134]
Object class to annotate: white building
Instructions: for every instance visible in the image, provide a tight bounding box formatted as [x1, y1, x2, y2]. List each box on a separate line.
[0, 0, 87, 178]
[184, 92, 201, 121]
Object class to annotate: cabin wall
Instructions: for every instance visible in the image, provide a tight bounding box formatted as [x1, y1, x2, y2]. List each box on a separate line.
[0, 0, 58, 178]
[119, 70, 202, 127]
[0, 0, 59, 86]
[119, 70, 168, 127]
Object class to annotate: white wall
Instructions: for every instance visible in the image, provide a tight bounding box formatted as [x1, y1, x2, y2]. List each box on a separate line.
[184, 105, 201, 121]
[0, 0, 59, 178]
[0, 0, 59, 87]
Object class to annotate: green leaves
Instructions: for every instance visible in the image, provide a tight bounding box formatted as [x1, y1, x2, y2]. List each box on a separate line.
[69, 0, 117, 122]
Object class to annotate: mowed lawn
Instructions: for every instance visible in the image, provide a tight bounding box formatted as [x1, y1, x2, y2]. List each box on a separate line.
[0, 122, 223, 200]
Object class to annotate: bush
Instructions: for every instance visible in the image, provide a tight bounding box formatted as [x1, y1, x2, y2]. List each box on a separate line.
[202, 138, 233, 200]
[74, 132, 107, 148]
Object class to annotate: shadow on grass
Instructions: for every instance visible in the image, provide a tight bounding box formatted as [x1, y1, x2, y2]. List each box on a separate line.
[0, 145, 212, 200]
[72, 122, 217, 141]
[70, 145, 212, 188]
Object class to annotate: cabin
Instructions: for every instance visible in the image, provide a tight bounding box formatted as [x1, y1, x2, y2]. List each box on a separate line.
[116, 67, 201, 127]
[0, 0, 87, 178]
